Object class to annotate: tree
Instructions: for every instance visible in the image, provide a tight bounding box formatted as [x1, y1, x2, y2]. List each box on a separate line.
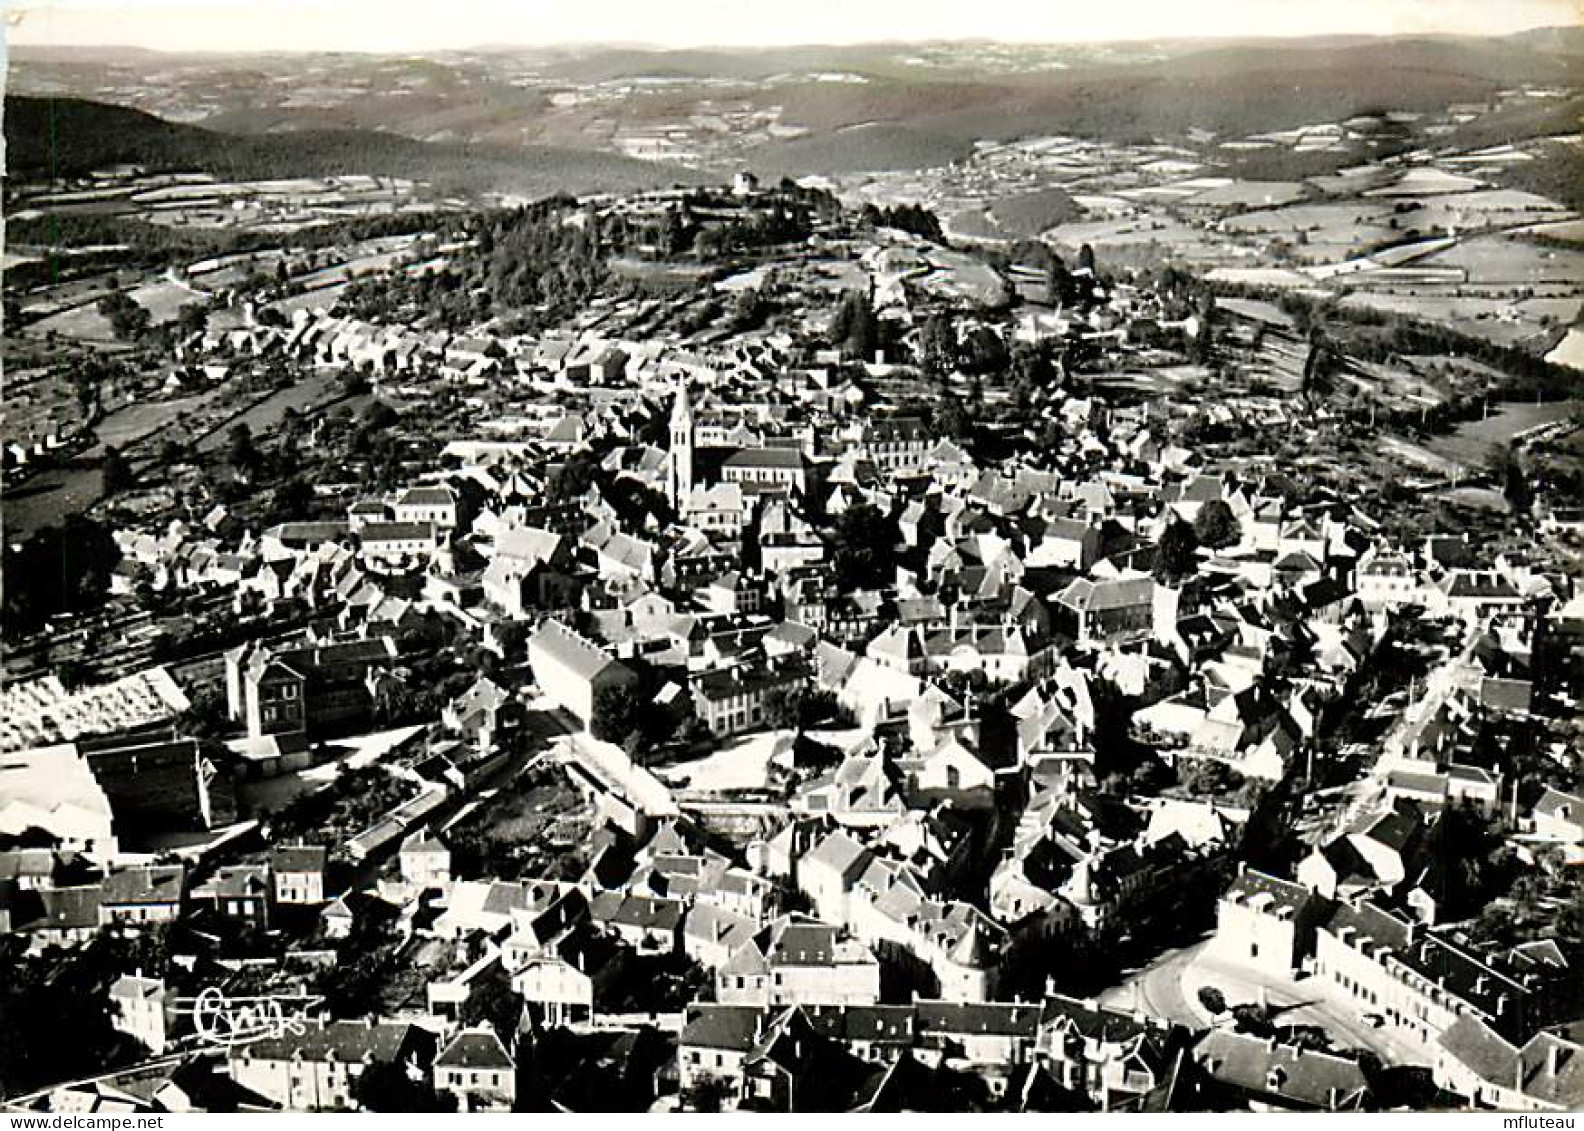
[1008, 342, 1057, 405]
[548, 453, 601, 502]
[1192, 498, 1240, 549]
[831, 503, 899, 591]
[180, 688, 231, 739]
[362, 400, 399, 432]
[730, 287, 767, 331]
[763, 685, 812, 732]
[352, 1058, 453, 1112]
[157, 438, 190, 468]
[1197, 986, 1228, 1016]
[681, 1075, 735, 1113]
[227, 422, 258, 472]
[918, 312, 959, 377]
[591, 683, 646, 748]
[100, 446, 135, 495]
[96, 292, 150, 340]
[2, 517, 121, 634]
[930, 400, 975, 441]
[1490, 443, 1532, 516]
[0, 940, 142, 1099]
[1300, 337, 1330, 399]
[1178, 758, 1241, 798]
[958, 325, 1008, 375]
[271, 476, 315, 521]
[1191, 296, 1216, 365]
[175, 301, 209, 339]
[833, 291, 879, 361]
[1045, 256, 1074, 307]
[1153, 520, 1200, 585]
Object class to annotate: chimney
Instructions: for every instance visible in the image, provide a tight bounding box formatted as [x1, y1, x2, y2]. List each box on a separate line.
[1547, 1043, 1562, 1076]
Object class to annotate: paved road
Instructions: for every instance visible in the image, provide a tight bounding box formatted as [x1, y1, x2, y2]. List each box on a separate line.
[1099, 938, 1212, 1028]
[1100, 938, 1431, 1068]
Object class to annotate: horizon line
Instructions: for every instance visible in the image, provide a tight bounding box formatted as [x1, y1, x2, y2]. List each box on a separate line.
[9, 22, 1580, 58]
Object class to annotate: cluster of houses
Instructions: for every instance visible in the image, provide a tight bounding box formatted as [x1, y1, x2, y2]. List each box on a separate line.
[4, 184, 1582, 1115]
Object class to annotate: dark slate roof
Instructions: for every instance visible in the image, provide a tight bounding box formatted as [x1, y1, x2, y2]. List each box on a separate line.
[271, 846, 328, 874]
[679, 1004, 768, 1053]
[239, 1019, 431, 1066]
[1195, 1030, 1370, 1109]
[435, 1028, 514, 1071]
[101, 864, 185, 905]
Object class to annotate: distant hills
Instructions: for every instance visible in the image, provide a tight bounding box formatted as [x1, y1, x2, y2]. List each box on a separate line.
[6, 31, 1581, 185]
[3, 95, 706, 197]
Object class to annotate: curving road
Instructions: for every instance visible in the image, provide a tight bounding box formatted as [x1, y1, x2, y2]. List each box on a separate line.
[1100, 938, 1431, 1067]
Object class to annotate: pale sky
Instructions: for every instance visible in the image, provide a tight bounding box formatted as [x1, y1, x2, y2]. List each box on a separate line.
[7, 0, 1580, 53]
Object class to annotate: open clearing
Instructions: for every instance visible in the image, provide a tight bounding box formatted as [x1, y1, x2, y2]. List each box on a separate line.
[92, 389, 225, 454]
[659, 727, 868, 793]
[194, 370, 342, 452]
[1423, 399, 1584, 466]
[127, 279, 204, 322]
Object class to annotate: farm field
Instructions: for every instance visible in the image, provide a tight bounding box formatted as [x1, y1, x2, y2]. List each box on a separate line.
[1221, 201, 1396, 241]
[27, 298, 117, 341]
[1423, 236, 1584, 286]
[1410, 193, 1572, 234]
[1183, 180, 1306, 208]
[1046, 216, 1237, 268]
[127, 278, 205, 322]
[91, 388, 224, 454]
[2, 462, 105, 539]
[1337, 292, 1540, 345]
[1422, 398, 1584, 466]
[193, 370, 343, 453]
[1546, 327, 1584, 369]
[1522, 218, 1584, 242]
[271, 284, 348, 317]
[918, 247, 1011, 307]
[290, 240, 421, 290]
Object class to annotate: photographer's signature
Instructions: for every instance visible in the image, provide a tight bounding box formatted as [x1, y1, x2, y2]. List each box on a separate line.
[171, 986, 323, 1047]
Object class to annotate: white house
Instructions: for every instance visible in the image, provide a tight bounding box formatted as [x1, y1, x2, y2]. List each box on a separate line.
[528, 620, 639, 726]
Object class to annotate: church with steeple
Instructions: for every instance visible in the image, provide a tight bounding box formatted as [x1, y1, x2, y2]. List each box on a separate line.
[668, 381, 694, 506]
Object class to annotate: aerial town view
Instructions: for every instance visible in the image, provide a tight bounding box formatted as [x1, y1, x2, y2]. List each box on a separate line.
[2, 0, 1583, 1116]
